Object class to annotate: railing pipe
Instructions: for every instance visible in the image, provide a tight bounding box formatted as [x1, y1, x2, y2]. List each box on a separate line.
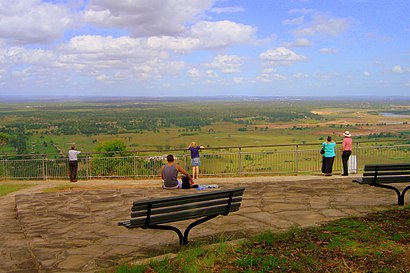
[295, 144, 299, 175]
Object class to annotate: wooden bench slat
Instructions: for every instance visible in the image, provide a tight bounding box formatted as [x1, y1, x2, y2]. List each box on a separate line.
[364, 164, 410, 171]
[132, 189, 244, 210]
[363, 171, 410, 176]
[128, 203, 241, 228]
[131, 196, 242, 218]
[361, 176, 410, 184]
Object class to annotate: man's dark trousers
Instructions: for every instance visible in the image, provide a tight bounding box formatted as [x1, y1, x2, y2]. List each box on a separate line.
[342, 150, 352, 175]
[69, 160, 78, 181]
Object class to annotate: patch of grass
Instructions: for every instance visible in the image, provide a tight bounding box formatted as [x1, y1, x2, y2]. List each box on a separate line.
[0, 183, 34, 196]
[42, 183, 79, 192]
[111, 206, 410, 273]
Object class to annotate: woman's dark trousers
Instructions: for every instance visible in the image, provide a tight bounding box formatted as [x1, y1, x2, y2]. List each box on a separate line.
[322, 156, 335, 174]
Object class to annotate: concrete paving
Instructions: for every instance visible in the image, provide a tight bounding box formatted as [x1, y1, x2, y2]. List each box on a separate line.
[0, 175, 409, 273]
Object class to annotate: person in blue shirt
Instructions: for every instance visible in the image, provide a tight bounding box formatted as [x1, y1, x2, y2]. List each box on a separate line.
[188, 142, 204, 180]
[321, 136, 336, 176]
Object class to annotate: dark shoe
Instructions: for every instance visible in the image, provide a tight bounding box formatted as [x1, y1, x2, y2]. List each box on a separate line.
[71, 180, 77, 182]
[342, 174, 348, 176]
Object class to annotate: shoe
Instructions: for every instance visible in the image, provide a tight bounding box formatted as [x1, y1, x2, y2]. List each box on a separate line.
[70, 180, 77, 182]
[342, 174, 348, 176]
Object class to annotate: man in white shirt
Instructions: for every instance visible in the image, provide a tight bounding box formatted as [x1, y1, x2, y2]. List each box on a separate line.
[68, 145, 81, 182]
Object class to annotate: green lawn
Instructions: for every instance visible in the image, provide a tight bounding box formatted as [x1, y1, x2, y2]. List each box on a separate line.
[112, 206, 410, 273]
[0, 183, 34, 197]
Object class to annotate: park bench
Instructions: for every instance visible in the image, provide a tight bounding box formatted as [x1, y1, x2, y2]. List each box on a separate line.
[353, 163, 410, 205]
[118, 187, 245, 245]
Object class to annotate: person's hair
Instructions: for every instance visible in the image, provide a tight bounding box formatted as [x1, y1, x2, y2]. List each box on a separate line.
[327, 136, 332, 142]
[71, 145, 76, 149]
[166, 154, 174, 162]
[189, 142, 196, 148]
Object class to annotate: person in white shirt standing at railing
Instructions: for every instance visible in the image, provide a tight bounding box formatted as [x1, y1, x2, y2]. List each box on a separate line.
[68, 145, 81, 182]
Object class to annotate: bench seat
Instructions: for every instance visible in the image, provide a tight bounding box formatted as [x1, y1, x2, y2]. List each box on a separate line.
[353, 163, 410, 205]
[118, 187, 245, 245]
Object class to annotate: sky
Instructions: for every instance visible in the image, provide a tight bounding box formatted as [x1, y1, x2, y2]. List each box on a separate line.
[0, 0, 409, 98]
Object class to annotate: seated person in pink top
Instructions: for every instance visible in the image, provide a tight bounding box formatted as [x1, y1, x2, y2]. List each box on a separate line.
[341, 131, 353, 176]
[161, 154, 194, 189]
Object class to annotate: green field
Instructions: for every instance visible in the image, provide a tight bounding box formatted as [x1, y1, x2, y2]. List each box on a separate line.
[1, 98, 409, 157]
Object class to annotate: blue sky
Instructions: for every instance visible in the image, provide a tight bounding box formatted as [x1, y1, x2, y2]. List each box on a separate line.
[0, 0, 409, 97]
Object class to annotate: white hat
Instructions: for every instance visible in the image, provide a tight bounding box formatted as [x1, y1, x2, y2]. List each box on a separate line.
[343, 131, 351, 137]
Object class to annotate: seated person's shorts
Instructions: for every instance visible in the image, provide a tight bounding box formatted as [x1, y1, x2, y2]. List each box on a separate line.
[191, 157, 200, 166]
[163, 180, 182, 189]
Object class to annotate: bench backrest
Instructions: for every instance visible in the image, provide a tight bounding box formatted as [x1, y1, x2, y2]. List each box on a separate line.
[362, 163, 410, 184]
[129, 187, 245, 228]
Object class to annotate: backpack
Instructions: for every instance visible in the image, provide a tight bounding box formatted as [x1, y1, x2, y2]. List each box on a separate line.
[181, 176, 191, 189]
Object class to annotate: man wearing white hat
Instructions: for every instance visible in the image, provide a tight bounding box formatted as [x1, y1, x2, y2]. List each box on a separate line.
[341, 131, 352, 176]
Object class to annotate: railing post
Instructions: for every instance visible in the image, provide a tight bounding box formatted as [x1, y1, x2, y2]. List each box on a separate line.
[42, 155, 46, 180]
[295, 144, 299, 175]
[86, 155, 90, 180]
[4, 158, 7, 180]
[1, 158, 5, 180]
[355, 141, 360, 172]
[133, 156, 137, 179]
[184, 153, 188, 171]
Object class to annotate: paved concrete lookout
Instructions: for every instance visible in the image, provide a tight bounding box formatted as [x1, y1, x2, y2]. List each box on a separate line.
[0, 175, 409, 272]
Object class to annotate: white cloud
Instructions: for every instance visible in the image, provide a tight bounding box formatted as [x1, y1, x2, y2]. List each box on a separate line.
[256, 74, 272, 83]
[188, 68, 201, 79]
[293, 13, 353, 37]
[233, 77, 244, 83]
[319, 48, 338, 54]
[83, 0, 214, 37]
[96, 74, 110, 82]
[210, 6, 245, 14]
[189, 21, 257, 49]
[0, 46, 56, 66]
[260, 47, 307, 66]
[363, 71, 370, 76]
[206, 70, 218, 78]
[288, 38, 313, 47]
[392, 65, 403, 74]
[0, 0, 74, 45]
[257, 73, 287, 83]
[293, 72, 309, 78]
[143, 21, 256, 53]
[205, 55, 244, 73]
[282, 16, 305, 25]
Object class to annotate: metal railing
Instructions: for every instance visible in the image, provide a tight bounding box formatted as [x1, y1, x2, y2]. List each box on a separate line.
[1, 141, 409, 180]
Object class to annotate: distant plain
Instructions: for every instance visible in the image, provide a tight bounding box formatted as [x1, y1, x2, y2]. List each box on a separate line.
[0, 97, 409, 156]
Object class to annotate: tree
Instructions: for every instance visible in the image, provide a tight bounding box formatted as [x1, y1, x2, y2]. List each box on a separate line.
[95, 140, 127, 157]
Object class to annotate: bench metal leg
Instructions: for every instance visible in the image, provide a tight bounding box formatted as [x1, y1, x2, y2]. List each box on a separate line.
[401, 185, 410, 206]
[148, 215, 218, 245]
[148, 225, 184, 245]
[183, 215, 218, 245]
[372, 183, 409, 206]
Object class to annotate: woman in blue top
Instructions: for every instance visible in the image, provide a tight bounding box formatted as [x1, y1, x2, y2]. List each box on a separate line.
[188, 142, 204, 180]
[321, 136, 336, 176]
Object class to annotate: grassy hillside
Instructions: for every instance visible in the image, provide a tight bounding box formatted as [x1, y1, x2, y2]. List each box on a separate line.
[1, 98, 409, 156]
